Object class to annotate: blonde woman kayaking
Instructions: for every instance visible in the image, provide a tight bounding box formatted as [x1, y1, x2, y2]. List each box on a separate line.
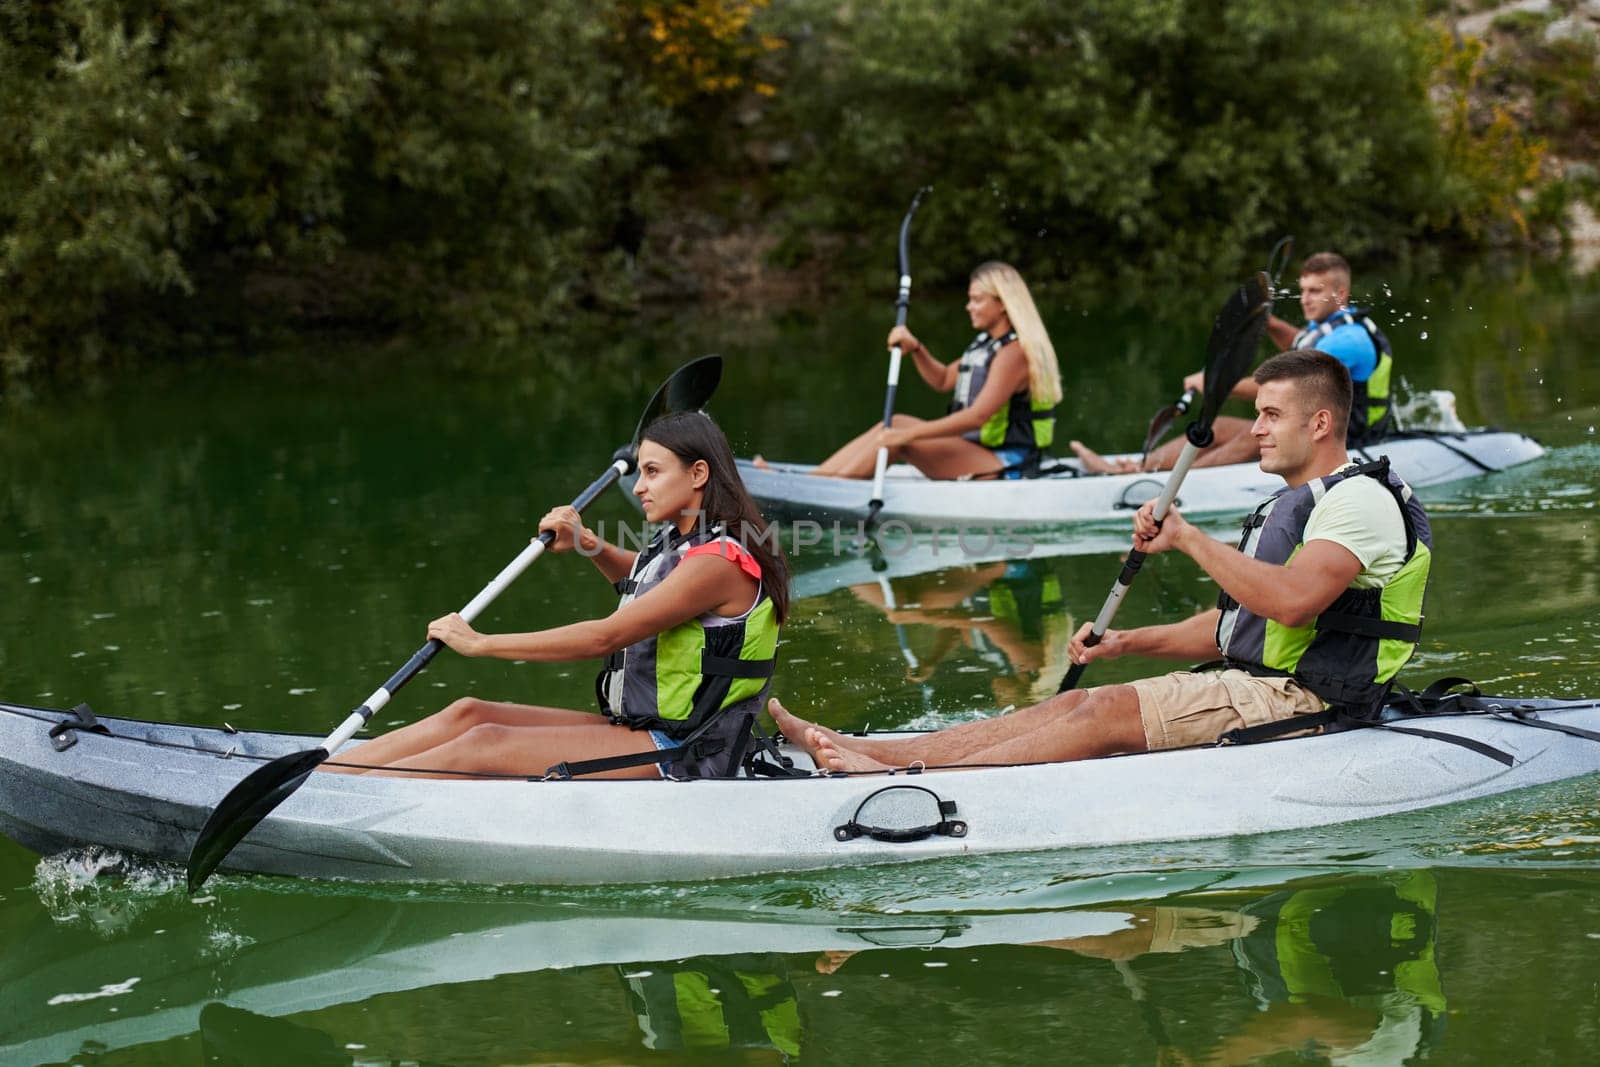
[808, 261, 1063, 480]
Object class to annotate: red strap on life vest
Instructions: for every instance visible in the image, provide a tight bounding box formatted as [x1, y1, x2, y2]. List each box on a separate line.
[684, 539, 763, 582]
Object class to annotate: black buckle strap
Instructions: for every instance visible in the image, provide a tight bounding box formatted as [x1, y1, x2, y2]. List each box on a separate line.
[1316, 611, 1422, 642]
[49, 703, 109, 752]
[1493, 711, 1600, 745]
[543, 714, 731, 780]
[1216, 708, 1339, 746]
[701, 653, 775, 679]
[1364, 722, 1515, 766]
[544, 741, 705, 780]
[745, 720, 811, 777]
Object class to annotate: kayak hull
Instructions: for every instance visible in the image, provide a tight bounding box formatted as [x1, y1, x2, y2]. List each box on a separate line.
[732, 430, 1544, 528]
[3, 698, 1598, 885]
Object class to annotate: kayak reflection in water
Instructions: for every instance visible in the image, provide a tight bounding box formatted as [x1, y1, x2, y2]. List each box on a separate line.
[773, 352, 1431, 772]
[786, 261, 1062, 481]
[322, 411, 789, 781]
[852, 560, 1076, 709]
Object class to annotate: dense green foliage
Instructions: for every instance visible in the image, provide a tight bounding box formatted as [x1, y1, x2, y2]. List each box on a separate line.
[0, 0, 666, 377]
[765, 0, 1480, 290]
[0, 0, 1574, 380]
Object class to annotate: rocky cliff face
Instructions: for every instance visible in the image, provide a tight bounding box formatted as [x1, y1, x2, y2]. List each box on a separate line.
[1447, 0, 1600, 264]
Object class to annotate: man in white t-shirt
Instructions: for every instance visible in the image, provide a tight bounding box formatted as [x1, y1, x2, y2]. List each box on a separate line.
[771, 350, 1433, 770]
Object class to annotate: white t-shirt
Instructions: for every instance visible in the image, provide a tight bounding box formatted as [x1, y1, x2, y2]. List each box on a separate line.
[1302, 467, 1408, 589]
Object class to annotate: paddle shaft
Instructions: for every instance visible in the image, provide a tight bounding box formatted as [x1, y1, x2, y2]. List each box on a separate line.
[868, 281, 913, 500]
[1057, 271, 1270, 695]
[1058, 432, 1207, 693]
[878, 575, 921, 671]
[317, 458, 629, 755]
[867, 188, 928, 526]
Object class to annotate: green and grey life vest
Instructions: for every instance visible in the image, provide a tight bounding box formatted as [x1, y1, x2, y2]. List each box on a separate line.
[597, 524, 779, 763]
[949, 330, 1056, 454]
[624, 955, 802, 1057]
[1293, 306, 1396, 442]
[1214, 458, 1432, 713]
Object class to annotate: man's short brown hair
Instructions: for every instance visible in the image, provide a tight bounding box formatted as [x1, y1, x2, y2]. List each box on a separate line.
[1300, 251, 1351, 288]
[1253, 349, 1352, 428]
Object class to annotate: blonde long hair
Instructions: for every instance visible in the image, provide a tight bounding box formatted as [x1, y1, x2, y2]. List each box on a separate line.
[971, 261, 1062, 407]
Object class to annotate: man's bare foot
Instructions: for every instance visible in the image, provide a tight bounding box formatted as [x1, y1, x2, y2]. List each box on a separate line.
[1069, 440, 1139, 475]
[751, 454, 772, 471]
[810, 728, 894, 773]
[769, 697, 851, 762]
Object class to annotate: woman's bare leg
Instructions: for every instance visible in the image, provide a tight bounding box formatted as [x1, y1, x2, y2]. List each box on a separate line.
[900, 435, 1006, 479]
[365, 720, 661, 780]
[811, 415, 929, 478]
[322, 697, 598, 773]
[1069, 441, 1141, 474]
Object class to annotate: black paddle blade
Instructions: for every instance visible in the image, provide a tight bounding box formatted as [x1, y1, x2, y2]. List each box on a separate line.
[1197, 271, 1272, 430]
[1265, 234, 1295, 296]
[187, 747, 328, 892]
[632, 354, 723, 448]
[1140, 388, 1198, 460]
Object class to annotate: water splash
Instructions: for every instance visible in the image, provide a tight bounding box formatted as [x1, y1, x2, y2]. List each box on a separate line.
[33, 847, 184, 933]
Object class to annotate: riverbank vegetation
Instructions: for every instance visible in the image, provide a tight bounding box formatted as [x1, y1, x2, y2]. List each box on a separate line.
[2, 0, 1594, 381]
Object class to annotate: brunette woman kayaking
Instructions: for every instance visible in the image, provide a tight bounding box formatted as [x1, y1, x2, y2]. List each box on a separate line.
[326, 411, 788, 780]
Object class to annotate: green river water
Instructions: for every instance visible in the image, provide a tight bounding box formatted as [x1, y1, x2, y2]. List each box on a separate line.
[2, 260, 1599, 1064]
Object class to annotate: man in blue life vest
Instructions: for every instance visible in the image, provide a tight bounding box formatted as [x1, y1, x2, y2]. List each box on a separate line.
[1071, 252, 1397, 474]
[772, 349, 1431, 771]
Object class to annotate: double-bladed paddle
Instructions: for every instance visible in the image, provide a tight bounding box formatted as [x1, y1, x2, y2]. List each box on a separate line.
[1056, 273, 1271, 694]
[186, 355, 724, 891]
[865, 186, 931, 532]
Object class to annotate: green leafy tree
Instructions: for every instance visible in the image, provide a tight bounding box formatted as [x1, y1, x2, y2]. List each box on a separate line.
[0, 0, 668, 378]
[761, 0, 1497, 294]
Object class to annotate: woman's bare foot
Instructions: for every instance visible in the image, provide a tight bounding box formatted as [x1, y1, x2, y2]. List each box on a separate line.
[751, 454, 772, 471]
[1069, 440, 1139, 475]
[768, 697, 853, 762]
[810, 728, 894, 773]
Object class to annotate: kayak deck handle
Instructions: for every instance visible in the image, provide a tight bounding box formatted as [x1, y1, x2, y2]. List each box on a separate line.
[834, 785, 967, 843]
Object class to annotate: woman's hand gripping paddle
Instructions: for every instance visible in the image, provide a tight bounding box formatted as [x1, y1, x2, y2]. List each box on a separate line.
[185, 356, 724, 892]
[864, 186, 930, 533]
[1056, 273, 1271, 694]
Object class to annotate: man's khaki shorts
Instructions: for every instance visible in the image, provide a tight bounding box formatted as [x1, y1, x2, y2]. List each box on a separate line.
[1127, 669, 1327, 751]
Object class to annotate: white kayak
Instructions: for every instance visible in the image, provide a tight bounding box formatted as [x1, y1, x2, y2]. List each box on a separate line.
[3, 692, 1597, 887]
[734, 430, 1544, 528]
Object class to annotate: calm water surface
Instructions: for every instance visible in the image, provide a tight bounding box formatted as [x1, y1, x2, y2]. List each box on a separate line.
[2, 260, 1599, 1064]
